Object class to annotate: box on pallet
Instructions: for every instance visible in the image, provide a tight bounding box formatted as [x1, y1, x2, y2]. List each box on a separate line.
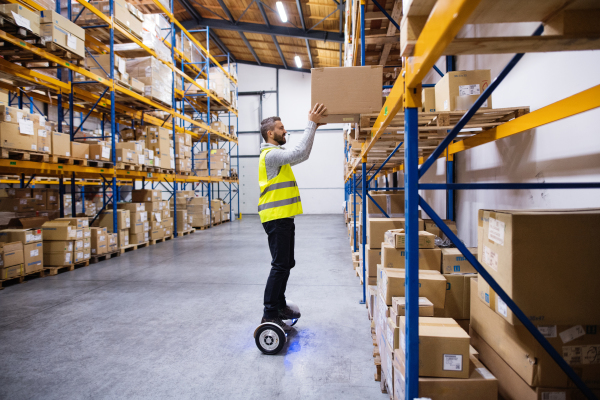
[435, 70, 492, 112]
[365, 191, 404, 217]
[0, 242, 23, 267]
[0, 4, 40, 35]
[40, 10, 85, 58]
[90, 227, 107, 255]
[384, 229, 435, 249]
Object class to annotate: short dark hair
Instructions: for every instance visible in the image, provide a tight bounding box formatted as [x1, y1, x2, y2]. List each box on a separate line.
[260, 116, 281, 142]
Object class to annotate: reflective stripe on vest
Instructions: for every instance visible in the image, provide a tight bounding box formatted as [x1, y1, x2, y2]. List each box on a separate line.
[258, 148, 303, 223]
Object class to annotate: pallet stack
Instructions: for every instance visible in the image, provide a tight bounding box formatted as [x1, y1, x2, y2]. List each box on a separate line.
[194, 149, 231, 178]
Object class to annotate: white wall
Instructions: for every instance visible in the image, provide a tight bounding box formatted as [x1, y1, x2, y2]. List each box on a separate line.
[237, 64, 345, 215]
[421, 23, 600, 246]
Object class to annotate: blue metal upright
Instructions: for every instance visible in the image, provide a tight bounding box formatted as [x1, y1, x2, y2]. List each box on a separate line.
[170, 0, 178, 237]
[360, 159, 367, 304]
[353, 173, 357, 252]
[404, 107, 420, 400]
[109, 0, 117, 234]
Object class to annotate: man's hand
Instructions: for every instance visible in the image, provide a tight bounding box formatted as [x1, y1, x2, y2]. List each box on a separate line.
[308, 103, 327, 126]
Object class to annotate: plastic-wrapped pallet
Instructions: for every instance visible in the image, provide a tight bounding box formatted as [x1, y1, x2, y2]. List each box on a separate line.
[208, 67, 230, 101]
[126, 56, 172, 105]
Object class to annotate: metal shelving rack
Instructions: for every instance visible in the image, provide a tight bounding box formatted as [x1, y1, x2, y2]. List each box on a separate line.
[0, 0, 240, 234]
[344, 0, 600, 399]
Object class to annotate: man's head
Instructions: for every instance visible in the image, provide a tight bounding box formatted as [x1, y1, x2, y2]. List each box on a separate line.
[261, 116, 287, 146]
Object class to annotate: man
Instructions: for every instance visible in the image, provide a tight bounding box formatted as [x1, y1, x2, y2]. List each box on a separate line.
[258, 103, 327, 331]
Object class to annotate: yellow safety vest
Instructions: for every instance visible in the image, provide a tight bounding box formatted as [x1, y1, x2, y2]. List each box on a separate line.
[258, 148, 303, 223]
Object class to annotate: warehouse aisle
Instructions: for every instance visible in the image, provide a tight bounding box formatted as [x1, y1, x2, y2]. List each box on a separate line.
[0, 215, 380, 399]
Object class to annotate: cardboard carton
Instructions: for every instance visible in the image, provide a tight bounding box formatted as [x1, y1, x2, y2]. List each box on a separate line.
[424, 219, 457, 238]
[378, 267, 446, 308]
[435, 70, 492, 112]
[97, 209, 130, 232]
[391, 297, 434, 319]
[37, 126, 50, 153]
[0, 264, 23, 280]
[89, 143, 111, 161]
[40, 19, 85, 58]
[363, 245, 381, 277]
[0, 198, 35, 212]
[130, 231, 148, 244]
[0, 242, 23, 267]
[367, 218, 424, 249]
[434, 273, 477, 320]
[57, 217, 88, 229]
[441, 247, 478, 273]
[44, 240, 73, 252]
[365, 192, 405, 217]
[311, 66, 383, 123]
[132, 189, 161, 202]
[0, 228, 42, 244]
[392, 351, 497, 400]
[470, 281, 600, 388]
[23, 242, 43, 273]
[118, 229, 129, 247]
[42, 221, 77, 240]
[51, 131, 71, 156]
[71, 142, 89, 159]
[0, 188, 31, 198]
[43, 251, 72, 266]
[0, 121, 37, 152]
[477, 208, 600, 325]
[422, 87, 436, 112]
[384, 229, 436, 249]
[32, 189, 46, 207]
[0, 4, 40, 35]
[399, 316, 470, 378]
[381, 243, 441, 271]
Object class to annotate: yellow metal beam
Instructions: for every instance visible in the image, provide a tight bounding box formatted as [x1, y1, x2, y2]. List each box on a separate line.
[449, 84, 600, 155]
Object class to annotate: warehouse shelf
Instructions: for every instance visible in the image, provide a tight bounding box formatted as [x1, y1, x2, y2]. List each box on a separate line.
[345, 0, 600, 399]
[0, 0, 240, 234]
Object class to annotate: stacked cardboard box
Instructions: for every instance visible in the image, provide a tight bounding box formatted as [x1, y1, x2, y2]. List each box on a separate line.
[131, 189, 168, 241]
[194, 148, 230, 177]
[210, 199, 223, 224]
[0, 227, 42, 275]
[126, 56, 173, 106]
[470, 209, 600, 398]
[435, 70, 492, 112]
[208, 67, 232, 102]
[0, 241, 24, 280]
[41, 220, 76, 266]
[0, 105, 51, 153]
[73, 0, 143, 40]
[90, 227, 107, 256]
[115, 140, 147, 166]
[56, 218, 91, 262]
[184, 196, 210, 228]
[117, 202, 150, 244]
[143, 126, 172, 169]
[40, 10, 85, 59]
[96, 209, 130, 248]
[0, 4, 40, 36]
[174, 132, 192, 173]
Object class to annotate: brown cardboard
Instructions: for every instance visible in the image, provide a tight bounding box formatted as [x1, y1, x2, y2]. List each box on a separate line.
[97, 210, 130, 232]
[470, 327, 597, 400]
[42, 221, 77, 240]
[43, 250, 72, 266]
[57, 217, 88, 228]
[0, 188, 31, 198]
[130, 232, 149, 244]
[0, 228, 42, 244]
[365, 192, 405, 217]
[51, 131, 71, 156]
[32, 189, 46, 207]
[477, 208, 600, 325]
[89, 143, 111, 161]
[435, 70, 492, 112]
[118, 229, 129, 247]
[363, 245, 381, 277]
[399, 316, 470, 378]
[44, 240, 73, 252]
[367, 218, 424, 249]
[0, 4, 40, 35]
[117, 203, 145, 213]
[384, 229, 436, 249]
[70, 142, 89, 159]
[23, 242, 43, 273]
[40, 22, 85, 58]
[0, 264, 23, 280]
[392, 351, 497, 400]
[37, 126, 50, 153]
[45, 189, 59, 206]
[391, 297, 434, 318]
[73, 250, 85, 263]
[0, 242, 23, 267]
[470, 280, 600, 388]
[0, 121, 38, 152]
[381, 243, 441, 271]
[434, 273, 477, 319]
[0, 198, 35, 212]
[311, 66, 383, 123]
[422, 87, 436, 112]
[424, 219, 457, 238]
[39, 10, 85, 39]
[441, 247, 477, 273]
[378, 267, 446, 308]
[132, 189, 161, 202]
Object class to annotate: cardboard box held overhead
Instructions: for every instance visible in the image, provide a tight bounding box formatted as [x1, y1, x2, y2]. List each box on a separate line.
[310, 66, 383, 123]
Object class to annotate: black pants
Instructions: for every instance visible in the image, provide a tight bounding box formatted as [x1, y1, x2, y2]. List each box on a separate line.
[262, 217, 295, 319]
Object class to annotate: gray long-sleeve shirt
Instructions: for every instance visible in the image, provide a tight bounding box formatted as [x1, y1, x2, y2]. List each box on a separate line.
[260, 121, 317, 180]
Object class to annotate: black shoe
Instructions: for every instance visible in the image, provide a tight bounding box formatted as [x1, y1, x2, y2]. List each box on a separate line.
[261, 317, 292, 332]
[279, 305, 301, 320]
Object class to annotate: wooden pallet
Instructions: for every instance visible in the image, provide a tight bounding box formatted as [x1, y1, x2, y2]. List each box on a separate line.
[90, 250, 120, 264]
[176, 229, 195, 236]
[115, 162, 143, 171]
[0, 148, 50, 162]
[44, 260, 89, 276]
[149, 235, 172, 245]
[87, 160, 113, 169]
[192, 225, 210, 230]
[50, 155, 88, 166]
[0, 268, 44, 289]
[119, 241, 149, 254]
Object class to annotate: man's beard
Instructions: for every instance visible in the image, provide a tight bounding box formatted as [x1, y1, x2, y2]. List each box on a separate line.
[274, 132, 286, 145]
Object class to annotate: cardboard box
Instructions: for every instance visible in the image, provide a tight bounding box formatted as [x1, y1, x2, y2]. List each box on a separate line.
[73, 250, 85, 263]
[363, 245, 381, 277]
[0, 198, 35, 212]
[434, 273, 477, 320]
[89, 143, 111, 161]
[435, 70, 492, 112]
[0, 188, 31, 198]
[311, 66, 383, 123]
[367, 218, 424, 249]
[97, 209, 130, 232]
[470, 280, 600, 388]
[0, 228, 42, 244]
[57, 217, 89, 229]
[0, 242, 23, 267]
[424, 219, 457, 239]
[478, 208, 600, 325]
[149, 228, 163, 240]
[40, 20, 85, 58]
[381, 243, 441, 271]
[32, 188, 46, 206]
[118, 229, 129, 247]
[44, 240, 73, 252]
[44, 251, 72, 266]
[71, 141, 89, 159]
[378, 267, 446, 308]
[0, 121, 37, 152]
[391, 296, 434, 318]
[365, 192, 405, 217]
[37, 126, 50, 153]
[117, 202, 145, 213]
[0, 4, 40, 35]
[51, 131, 70, 156]
[422, 87, 436, 112]
[441, 247, 477, 274]
[130, 231, 148, 244]
[470, 327, 596, 400]
[399, 316, 470, 378]
[46, 189, 59, 205]
[0, 264, 23, 280]
[132, 189, 161, 202]
[392, 351, 497, 400]
[384, 229, 436, 249]
[41, 221, 77, 240]
[23, 242, 43, 273]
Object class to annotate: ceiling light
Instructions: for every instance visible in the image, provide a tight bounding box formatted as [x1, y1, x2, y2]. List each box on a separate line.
[294, 55, 302, 68]
[276, 1, 288, 22]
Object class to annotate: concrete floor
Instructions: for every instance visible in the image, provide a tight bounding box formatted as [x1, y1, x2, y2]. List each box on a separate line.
[0, 215, 381, 399]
